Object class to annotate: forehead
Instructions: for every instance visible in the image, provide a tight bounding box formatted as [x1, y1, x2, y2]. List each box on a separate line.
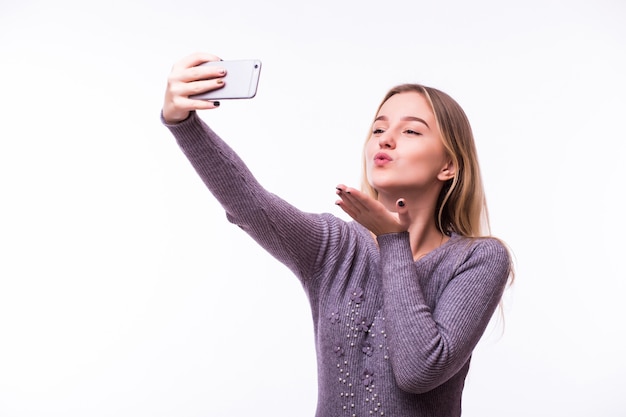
[376, 92, 434, 120]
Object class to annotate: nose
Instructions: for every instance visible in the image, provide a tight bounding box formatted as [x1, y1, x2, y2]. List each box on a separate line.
[378, 130, 395, 149]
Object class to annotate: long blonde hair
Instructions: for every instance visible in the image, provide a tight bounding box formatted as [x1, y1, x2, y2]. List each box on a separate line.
[361, 84, 489, 238]
[362, 84, 515, 318]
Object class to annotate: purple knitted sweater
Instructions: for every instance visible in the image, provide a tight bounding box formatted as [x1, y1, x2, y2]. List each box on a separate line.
[163, 112, 510, 417]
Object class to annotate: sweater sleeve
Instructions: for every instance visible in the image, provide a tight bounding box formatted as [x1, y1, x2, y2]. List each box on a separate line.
[377, 232, 510, 394]
[162, 112, 333, 280]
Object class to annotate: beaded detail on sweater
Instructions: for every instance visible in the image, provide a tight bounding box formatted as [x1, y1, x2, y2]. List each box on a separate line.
[332, 287, 388, 416]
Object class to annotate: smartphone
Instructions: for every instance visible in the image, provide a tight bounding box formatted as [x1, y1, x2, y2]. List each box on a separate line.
[190, 59, 262, 100]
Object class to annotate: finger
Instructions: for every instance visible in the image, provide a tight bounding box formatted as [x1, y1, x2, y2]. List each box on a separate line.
[337, 185, 369, 211]
[335, 186, 364, 215]
[335, 184, 351, 197]
[335, 194, 363, 216]
[179, 64, 227, 83]
[335, 187, 365, 217]
[395, 198, 411, 229]
[177, 97, 221, 111]
[172, 52, 222, 71]
[335, 199, 360, 220]
[171, 53, 225, 84]
[179, 78, 226, 98]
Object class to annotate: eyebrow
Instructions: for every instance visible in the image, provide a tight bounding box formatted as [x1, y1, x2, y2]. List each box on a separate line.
[375, 115, 430, 129]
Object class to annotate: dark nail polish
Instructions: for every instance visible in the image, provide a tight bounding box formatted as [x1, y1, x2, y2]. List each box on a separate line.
[213, 101, 220, 107]
[398, 200, 405, 207]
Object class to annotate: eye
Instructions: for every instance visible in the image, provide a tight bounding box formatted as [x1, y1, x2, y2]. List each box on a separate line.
[372, 128, 385, 135]
[404, 129, 422, 136]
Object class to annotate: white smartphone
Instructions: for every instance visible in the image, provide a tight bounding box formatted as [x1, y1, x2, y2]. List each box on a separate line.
[190, 59, 262, 100]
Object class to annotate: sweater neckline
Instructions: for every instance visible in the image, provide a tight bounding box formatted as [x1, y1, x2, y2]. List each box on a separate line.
[414, 232, 460, 263]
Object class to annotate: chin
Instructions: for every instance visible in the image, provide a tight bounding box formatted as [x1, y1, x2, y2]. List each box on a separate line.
[368, 182, 396, 195]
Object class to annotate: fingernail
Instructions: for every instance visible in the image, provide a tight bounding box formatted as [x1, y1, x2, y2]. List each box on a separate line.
[216, 79, 224, 85]
[398, 200, 405, 207]
[213, 101, 220, 107]
[218, 69, 226, 75]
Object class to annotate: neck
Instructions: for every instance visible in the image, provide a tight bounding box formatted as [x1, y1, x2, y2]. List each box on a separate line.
[378, 192, 447, 261]
[406, 220, 447, 261]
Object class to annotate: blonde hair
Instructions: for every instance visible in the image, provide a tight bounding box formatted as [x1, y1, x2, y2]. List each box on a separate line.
[362, 84, 515, 315]
[361, 84, 489, 238]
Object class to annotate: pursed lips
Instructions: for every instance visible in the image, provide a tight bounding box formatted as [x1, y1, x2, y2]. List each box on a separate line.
[374, 152, 393, 166]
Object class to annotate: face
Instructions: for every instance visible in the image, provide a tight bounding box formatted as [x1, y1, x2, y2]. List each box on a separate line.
[365, 91, 454, 199]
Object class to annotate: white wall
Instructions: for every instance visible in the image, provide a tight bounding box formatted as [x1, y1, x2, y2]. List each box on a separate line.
[1, 0, 624, 416]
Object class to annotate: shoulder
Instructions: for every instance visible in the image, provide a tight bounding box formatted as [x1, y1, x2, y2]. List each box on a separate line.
[447, 234, 509, 258]
[469, 236, 509, 259]
[446, 235, 512, 281]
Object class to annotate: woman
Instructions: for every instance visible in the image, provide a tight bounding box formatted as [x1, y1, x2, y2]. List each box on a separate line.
[162, 52, 513, 417]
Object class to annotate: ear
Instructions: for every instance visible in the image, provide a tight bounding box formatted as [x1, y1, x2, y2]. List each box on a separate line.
[437, 159, 456, 182]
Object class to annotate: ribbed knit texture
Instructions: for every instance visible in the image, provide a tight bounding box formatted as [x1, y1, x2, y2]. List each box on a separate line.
[163, 112, 510, 417]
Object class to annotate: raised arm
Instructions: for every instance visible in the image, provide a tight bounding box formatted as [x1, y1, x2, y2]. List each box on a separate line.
[161, 52, 332, 279]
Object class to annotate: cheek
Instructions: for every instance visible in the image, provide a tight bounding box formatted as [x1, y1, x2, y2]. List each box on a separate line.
[400, 150, 445, 179]
[409, 142, 446, 166]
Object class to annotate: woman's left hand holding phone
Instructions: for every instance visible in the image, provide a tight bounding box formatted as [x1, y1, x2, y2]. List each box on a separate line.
[162, 52, 225, 124]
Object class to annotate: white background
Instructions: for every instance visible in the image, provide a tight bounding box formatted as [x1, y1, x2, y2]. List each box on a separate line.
[1, 0, 625, 416]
